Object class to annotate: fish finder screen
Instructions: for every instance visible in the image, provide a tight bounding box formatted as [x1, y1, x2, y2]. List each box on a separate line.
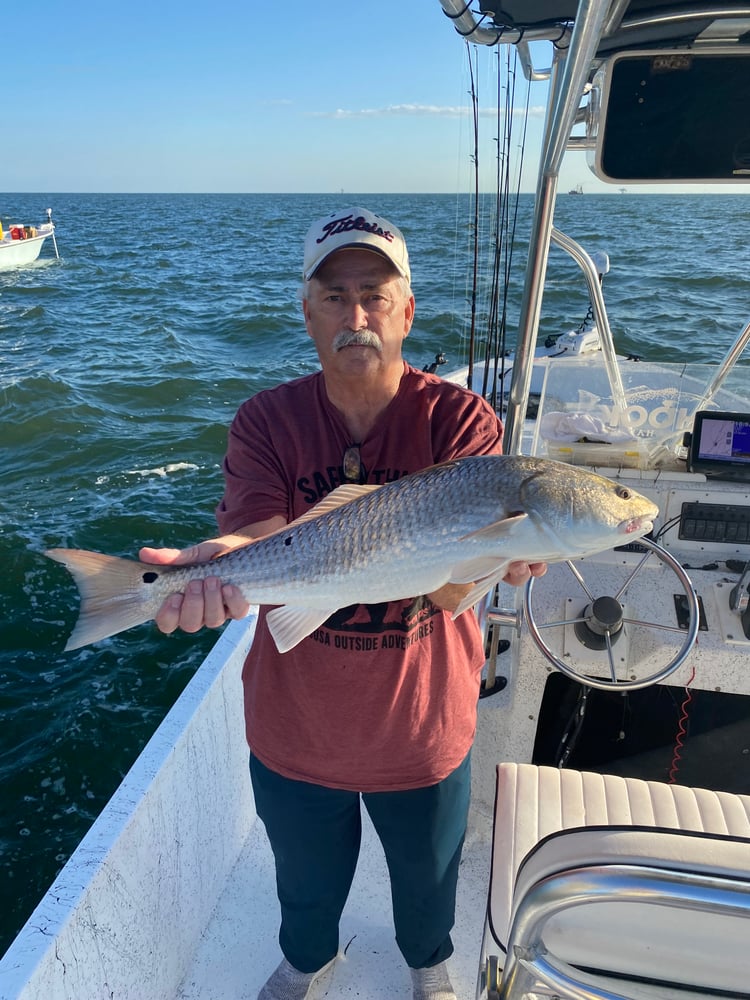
[689, 410, 750, 479]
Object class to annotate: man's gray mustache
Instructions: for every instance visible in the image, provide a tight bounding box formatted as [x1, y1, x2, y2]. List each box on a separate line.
[332, 330, 382, 353]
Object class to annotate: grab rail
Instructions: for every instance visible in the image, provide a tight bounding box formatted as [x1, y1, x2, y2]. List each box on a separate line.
[501, 863, 750, 999]
[550, 226, 629, 423]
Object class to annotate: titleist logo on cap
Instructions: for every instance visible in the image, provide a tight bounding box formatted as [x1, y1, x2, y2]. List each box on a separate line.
[316, 213, 395, 246]
[303, 206, 410, 283]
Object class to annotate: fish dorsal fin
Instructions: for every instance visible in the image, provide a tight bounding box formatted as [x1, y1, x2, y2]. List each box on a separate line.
[265, 605, 337, 653]
[457, 511, 528, 543]
[287, 484, 382, 527]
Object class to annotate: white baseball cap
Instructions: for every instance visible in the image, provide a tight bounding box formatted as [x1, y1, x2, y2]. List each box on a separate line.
[303, 207, 411, 284]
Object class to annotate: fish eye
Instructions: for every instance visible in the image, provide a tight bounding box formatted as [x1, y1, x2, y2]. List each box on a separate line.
[616, 486, 632, 500]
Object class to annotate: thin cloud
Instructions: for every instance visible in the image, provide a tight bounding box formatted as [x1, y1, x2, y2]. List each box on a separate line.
[311, 103, 545, 119]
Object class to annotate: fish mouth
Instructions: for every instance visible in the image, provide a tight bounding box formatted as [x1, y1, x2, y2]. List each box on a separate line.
[619, 516, 654, 536]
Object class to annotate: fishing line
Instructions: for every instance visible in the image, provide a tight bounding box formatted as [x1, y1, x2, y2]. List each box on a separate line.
[467, 43, 480, 392]
[481, 45, 505, 401]
[447, 41, 478, 366]
[478, 44, 529, 411]
[494, 49, 530, 411]
[455, 41, 529, 406]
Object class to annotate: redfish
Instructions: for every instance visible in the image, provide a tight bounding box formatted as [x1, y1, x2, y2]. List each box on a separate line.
[47, 455, 658, 653]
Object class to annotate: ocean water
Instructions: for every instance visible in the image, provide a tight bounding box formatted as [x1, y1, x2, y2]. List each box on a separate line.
[1, 190, 749, 954]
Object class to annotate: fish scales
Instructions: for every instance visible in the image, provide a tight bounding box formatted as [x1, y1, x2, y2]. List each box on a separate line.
[222, 464, 488, 606]
[45, 455, 659, 653]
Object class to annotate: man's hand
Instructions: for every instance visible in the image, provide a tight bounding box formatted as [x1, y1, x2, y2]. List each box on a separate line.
[139, 535, 253, 635]
[428, 561, 548, 614]
[502, 561, 547, 587]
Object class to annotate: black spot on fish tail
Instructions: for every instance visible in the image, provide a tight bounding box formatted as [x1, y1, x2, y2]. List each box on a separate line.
[142, 572, 159, 583]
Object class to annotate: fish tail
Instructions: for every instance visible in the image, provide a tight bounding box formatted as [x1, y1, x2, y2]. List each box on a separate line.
[46, 548, 160, 650]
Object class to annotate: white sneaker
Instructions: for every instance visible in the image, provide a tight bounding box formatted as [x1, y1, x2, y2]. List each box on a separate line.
[258, 956, 336, 1000]
[410, 960, 457, 1000]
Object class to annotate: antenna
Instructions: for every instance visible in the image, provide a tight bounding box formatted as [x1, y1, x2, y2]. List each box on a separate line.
[45, 208, 60, 259]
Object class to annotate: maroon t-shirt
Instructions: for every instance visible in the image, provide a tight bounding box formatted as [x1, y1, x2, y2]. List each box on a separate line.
[217, 363, 503, 791]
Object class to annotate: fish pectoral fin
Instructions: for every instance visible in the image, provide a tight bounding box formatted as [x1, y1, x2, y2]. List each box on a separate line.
[287, 484, 382, 527]
[447, 514, 529, 616]
[448, 557, 512, 585]
[451, 564, 512, 619]
[458, 512, 529, 543]
[265, 605, 337, 653]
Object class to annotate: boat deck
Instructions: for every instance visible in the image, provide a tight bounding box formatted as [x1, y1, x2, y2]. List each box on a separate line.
[177, 802, 491, 1000]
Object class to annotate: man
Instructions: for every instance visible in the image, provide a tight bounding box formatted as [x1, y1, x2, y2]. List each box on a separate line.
[142, 207, 545, 1000]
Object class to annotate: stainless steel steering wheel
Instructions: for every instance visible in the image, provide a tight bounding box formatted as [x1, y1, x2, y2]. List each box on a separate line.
[523, 537, 699, 691]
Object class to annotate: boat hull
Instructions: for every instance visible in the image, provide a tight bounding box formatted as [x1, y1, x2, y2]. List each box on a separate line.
[0, 231, 53, 270]
[0, 618, 256, 1000]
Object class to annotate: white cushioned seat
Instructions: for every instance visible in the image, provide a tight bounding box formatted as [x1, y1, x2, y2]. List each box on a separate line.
[488, 763, 750, 997]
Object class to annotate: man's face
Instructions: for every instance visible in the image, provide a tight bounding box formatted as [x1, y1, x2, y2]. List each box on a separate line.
[303, 248, 414, 380]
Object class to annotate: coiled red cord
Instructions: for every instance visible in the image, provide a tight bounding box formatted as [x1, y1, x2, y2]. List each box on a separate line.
[668, 665, 696, 784]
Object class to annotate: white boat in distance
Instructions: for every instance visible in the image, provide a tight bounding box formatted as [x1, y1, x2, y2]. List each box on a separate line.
[0, 209, 58, 270]
[2, 4, 750, 1000]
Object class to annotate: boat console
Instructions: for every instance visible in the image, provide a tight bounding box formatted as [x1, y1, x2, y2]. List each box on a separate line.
[473, 352, 750, 807]
[450, 10, 750, 993]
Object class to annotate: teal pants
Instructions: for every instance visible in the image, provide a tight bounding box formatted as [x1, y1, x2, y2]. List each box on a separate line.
[250, 751, 471, 973]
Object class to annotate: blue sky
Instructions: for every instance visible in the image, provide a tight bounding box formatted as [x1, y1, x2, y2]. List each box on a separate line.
[4, 0, 573, 194]
[4, 1, 735, 195]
